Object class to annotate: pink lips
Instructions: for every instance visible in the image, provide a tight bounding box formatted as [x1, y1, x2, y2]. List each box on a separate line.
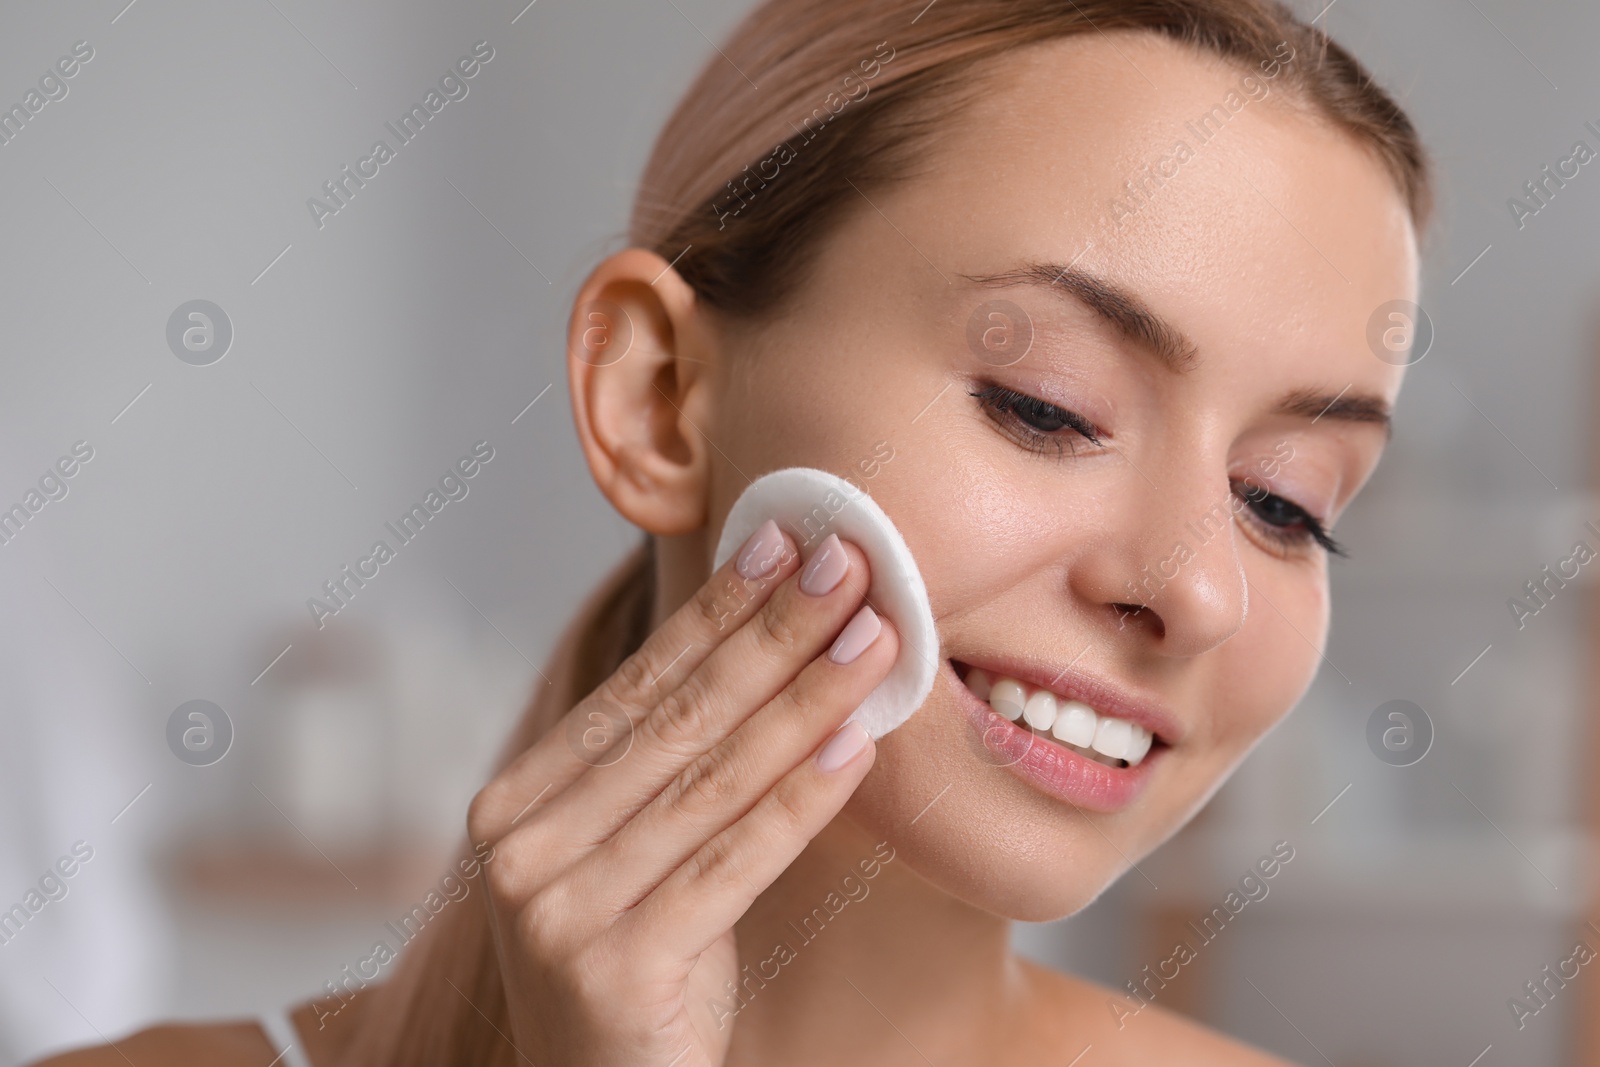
[945, 659, 1165, 813]
[954, 653, 1184, 747]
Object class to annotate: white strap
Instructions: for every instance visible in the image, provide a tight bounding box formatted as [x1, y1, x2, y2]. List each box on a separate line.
[259, 1005, 315, 1067]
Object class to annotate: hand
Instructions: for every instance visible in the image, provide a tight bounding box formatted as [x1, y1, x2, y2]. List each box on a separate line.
[467, 521, 899, 1067]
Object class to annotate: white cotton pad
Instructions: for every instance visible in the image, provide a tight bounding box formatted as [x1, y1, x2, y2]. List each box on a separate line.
[712, 467, 938, 739]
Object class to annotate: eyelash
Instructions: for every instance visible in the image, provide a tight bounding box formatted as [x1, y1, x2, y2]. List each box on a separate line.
[969, 382, 1103, 453]
[971, 381, 1346, 557]
[1233, 480, 1346, 557]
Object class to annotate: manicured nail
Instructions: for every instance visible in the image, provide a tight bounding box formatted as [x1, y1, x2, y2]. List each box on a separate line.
[817, 720, 871, 772]
[736, 519, 785, 580]
[828, 605, 881, 664]
[799, 534, 848, 596]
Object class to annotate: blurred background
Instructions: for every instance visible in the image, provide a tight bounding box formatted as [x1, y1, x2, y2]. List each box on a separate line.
[0, 1, 1593, 1065]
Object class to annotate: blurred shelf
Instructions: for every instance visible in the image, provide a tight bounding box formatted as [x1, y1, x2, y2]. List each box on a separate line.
[1125, 824, 1592, 919]
[1336, 491, 1599, 587]
[167, 838, 457, 910]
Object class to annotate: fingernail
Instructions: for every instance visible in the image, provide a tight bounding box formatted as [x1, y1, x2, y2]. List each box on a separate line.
[828, 605, 881, 664]
[736, 519, 785, 580]
[817, 720, 871, 772]
[799, 534, 848, 596]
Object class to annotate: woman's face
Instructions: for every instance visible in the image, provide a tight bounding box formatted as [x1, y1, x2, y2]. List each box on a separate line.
[698, 33, 1417, 920]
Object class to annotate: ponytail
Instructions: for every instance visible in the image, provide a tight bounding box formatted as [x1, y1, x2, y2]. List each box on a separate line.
[333, 0, 1432, 1061]
[336, 538, 654, 1066]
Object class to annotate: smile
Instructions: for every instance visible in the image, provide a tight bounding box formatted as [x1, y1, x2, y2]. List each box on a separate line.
[955, 664, 1154, 769]
[945, 657, 1176, 813]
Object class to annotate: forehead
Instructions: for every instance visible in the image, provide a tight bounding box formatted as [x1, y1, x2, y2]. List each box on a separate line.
[887, 31, 1418, 397]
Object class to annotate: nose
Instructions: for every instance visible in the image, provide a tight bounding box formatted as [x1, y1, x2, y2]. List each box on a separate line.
[1076, 481, 1249, 657]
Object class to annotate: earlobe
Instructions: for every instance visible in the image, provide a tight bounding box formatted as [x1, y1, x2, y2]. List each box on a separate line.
[566, 248, 713, 537]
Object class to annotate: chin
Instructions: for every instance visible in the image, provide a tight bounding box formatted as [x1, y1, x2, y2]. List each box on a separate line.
[837, 668, 1181, 924]
[840, 646, 1292, 923]
[843, 771, 1139, 922]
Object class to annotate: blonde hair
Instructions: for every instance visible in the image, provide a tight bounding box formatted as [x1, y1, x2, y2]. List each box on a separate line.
[340, 2, 1431, 1062]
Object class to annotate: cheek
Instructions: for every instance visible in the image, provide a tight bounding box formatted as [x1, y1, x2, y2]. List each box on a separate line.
[716, 344, 911, 487]
[870, 431, 1071, 620]
[1221, 566, 1329, 743]
[894, 495, 1011, 621]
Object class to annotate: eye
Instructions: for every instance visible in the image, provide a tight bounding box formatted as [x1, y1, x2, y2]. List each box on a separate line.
[1233, 479, 1345, 557]
[970, 383, 1103, 453]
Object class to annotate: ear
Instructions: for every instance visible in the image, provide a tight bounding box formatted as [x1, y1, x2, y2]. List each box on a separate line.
[566, 248, 715, 536]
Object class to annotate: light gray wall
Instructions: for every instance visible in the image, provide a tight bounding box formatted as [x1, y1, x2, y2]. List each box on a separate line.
[1019, 4, 1600, 1065]
[0, 1, 1592, 1065]
[0, 1, 745, 1061]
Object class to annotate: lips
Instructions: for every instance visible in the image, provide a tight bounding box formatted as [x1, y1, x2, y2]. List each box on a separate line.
[952, 655, 1182, 746]
[945, 656, 1175, 812]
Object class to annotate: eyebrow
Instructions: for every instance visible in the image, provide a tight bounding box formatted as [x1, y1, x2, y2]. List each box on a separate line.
[961, 260, 1393, 438]
[1277, 387, 1393, 440]
[959, 261, 1201, 373]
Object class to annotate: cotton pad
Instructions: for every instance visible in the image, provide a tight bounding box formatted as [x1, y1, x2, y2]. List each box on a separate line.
[712, 467, 938, 739]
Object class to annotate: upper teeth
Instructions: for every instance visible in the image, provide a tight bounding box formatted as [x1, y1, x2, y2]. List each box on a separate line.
[965, 668, 1154, 767]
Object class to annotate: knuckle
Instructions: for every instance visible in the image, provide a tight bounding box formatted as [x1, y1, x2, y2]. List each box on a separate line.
[696, 542, 797, 633]
[754, 601, 801, 655]
[567, 943, 625, 1010]
[685, 834, 749, 896]
[466, 782, 505, 845]
[778, 675, 826, 720]
[485, 845, 537, 903]
[644, 684, 712, 753]
[669, 743, 738, 813]
[486, 862, 518, 904]
[693, 574, 740, 630]
[767, 775, 813, 838]
[517, 888, 570, 958]
[604, 651, 657, 706]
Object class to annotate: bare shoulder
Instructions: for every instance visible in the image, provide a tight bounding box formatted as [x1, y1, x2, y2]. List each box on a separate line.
[28, 992, 367, 1067]
[1018, 958, 1299, 1067]
[27, 1021, 276, 1067]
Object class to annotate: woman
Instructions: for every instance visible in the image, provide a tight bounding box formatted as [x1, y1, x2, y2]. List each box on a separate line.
[40, 0, 1431, 1063]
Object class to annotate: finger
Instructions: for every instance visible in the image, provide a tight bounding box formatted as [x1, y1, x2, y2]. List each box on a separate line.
[568, 610, 897, 914]
[613, 715, 878, 965]
[526, 535, 874, 850]
[469, 519, 800, 845]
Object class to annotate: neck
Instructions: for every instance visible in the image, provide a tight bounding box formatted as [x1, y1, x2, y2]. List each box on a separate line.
[654, 532, 1022, 1064]
[653, 530, 703, 631]
[723, 815, 1019, 1064]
